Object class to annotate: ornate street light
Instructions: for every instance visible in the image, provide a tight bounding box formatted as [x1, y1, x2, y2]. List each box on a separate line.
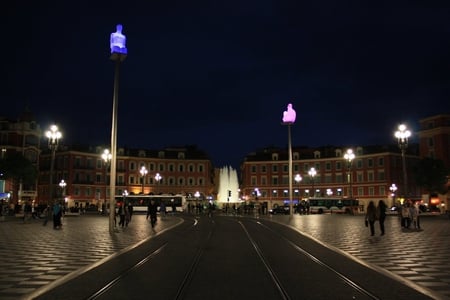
[45, 125, 62, 208]
[101, 149, 112, 214]
[108, 24, 128, 234]
[344, 148, 355, 198]
[294, 174, 302, 201]
[140, 166, 148, 194]
[308, 167, 317, 198]
[390, 183, 398, 207]
[282, 103, 296, 216]
[59, 179, 67, 212]
[395, 124, 411, 198]
[154, 173, 162, 194]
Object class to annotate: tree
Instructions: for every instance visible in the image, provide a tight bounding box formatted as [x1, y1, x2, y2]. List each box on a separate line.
[0, 152, 38, 204]
[413, 157, 448, 195]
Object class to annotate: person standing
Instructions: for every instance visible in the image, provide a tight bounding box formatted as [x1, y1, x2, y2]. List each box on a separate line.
[412, 202, 421, 230]
[377, 200, 387, 235]
[53, 202, 62, 229]
[148, 199, 158, 228]
[365, 201, 377, 236]
[118, 203, 126, 228]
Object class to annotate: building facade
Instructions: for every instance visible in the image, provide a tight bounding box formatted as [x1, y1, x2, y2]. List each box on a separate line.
[0, 110, 41, 208]
[418, 114, 450, 209]
[38, 145, 215, 210]
[240, 144, 422, 212]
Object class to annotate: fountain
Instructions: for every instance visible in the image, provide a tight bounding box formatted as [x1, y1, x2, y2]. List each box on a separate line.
[217, 166, 240, 204]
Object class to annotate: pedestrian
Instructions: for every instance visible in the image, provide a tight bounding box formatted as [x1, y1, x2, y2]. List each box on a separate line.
[412, 202, 421, 230]
[23, 201, 32, 223]
[377, 200, 387, 235]
[147, 199, 158, 228]
[171, 201, 176, 215]
[365, 201, 377, 236]
[118, 203, 126, 228]
[401, 202, 412, 228]
[53, 202, 62, 229]
[160, 201, 166, 219]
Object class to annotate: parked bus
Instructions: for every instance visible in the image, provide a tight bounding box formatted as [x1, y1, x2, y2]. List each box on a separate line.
[115, 194, 186, 213]
[308, 197, 359, 214]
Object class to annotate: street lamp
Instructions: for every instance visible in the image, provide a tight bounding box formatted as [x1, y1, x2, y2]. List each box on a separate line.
[294, 174, 302, 201]
[140, 166, 148, 194]
[59, 179, 67, 212]
[154, 173, 162, 194]
[344, 148, 355, 198]
[308, 167, 316, 198]
[101, 149, 112, 214]
[108, 24, 127, 234]
[395, 124, 411, 199]
[45, 125, 62, 208]
[282, 103, 296, 216]
[390, 183, 398, 207]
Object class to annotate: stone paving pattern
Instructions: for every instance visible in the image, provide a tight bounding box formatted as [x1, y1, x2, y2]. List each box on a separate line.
[0, 212, 449, 299]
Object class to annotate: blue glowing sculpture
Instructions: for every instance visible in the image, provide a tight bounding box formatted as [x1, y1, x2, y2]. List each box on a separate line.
[110, 24, 127, 55]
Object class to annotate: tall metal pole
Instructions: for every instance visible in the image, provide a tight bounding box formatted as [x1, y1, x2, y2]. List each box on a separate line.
[281, 103, 296, 217]
[288, 123, 293, 216]
[109, 60, 120, 233]
[108, 24, 127, 234]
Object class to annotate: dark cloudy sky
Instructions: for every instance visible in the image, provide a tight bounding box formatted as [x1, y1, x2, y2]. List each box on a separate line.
[3, 0, 450, 168]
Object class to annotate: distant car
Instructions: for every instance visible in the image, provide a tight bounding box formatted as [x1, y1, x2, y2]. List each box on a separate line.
[269, 206, 290, 215]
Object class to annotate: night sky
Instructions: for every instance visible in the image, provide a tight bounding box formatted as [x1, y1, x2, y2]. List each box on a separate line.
[3, 1, 450, 168]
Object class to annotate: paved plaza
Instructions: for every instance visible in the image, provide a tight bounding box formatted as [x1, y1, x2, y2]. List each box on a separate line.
[0, 212, 449, 299]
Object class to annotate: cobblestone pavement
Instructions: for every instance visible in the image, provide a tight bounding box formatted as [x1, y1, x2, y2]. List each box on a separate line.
[0, 212, 449, 300]
[0, 214, 181, 300]
[267, 213, 450, 300]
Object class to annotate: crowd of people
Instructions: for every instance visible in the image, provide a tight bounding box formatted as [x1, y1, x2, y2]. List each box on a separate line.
[365, 199, 422, 236]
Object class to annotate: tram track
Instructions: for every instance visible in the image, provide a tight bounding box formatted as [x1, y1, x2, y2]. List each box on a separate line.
[38, 215, 431, 300]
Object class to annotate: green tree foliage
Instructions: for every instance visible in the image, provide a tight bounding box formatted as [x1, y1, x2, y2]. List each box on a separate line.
[413, 157, 448, 194]
[0, 152, 38, 191]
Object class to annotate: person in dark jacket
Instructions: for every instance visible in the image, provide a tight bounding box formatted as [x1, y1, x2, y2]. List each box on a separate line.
[147, 200, 158, 228]
[377, 200, 387, 236]
[365, 201, 377, 236]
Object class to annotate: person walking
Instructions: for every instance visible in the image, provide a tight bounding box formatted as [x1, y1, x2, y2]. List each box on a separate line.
[160, 201, 166, 219]
[412, 202, 421, 230]
[147, 199, 158, 228]
[377, 200, 387, 235]
[53, 202, 62, 229]
[118, 203, 126, 228]
[401, 202, 412, 228]
[365, 201, 377, 236]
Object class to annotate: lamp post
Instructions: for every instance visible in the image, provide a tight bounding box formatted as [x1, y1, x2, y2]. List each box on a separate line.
[108, 24, 127, 234]
[395, 124, 411, 199]
[101, 149, 112, 214]
[45, 125, 62, 208]
[140, 166, 148, 194]
[308, 167, 316, 198]
[59, 179, 67, 213]
[294, 173, 302, 202]
[344, 148, 355, 198]
[282, 103, 296, 216]
[390, 183, 398, 208]
[154, 173, 162, 194]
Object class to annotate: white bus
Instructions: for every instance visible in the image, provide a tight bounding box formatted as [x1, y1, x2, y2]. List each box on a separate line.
[115, 194, 186, 213]
[308, 197, 359, 214]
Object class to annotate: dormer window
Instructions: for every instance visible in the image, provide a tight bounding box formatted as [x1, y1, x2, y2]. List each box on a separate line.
[314, 151, 320, 159]
[178, 152, 185, 159]
[272, 153, 278, 161]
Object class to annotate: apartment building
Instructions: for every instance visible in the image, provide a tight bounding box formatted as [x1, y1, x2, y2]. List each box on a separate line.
[240, 144, 422, 211]
[37, 145, 215, 209]
[0, 109, 41, 207]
